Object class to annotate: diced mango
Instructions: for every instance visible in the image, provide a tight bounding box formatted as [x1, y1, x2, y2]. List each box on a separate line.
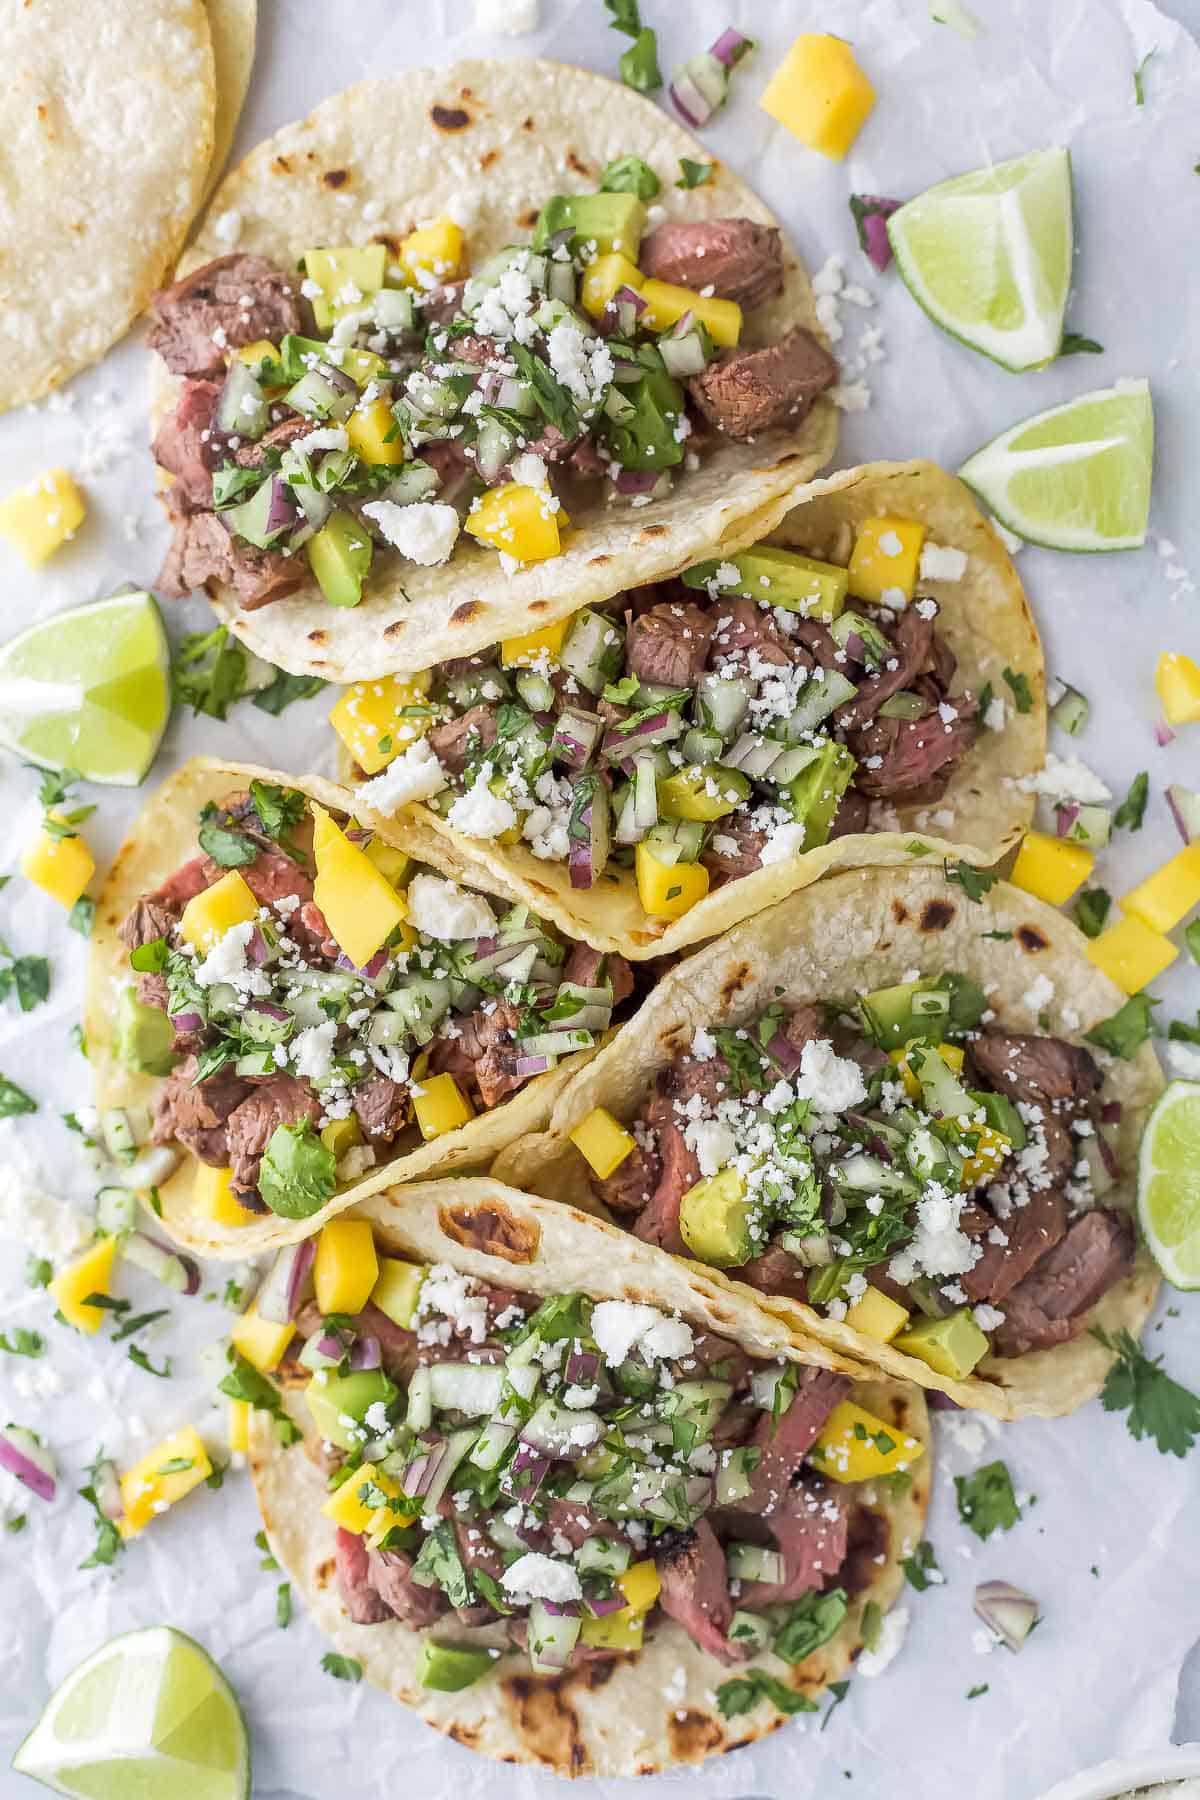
[888, 1041, 964, 1099]
[1009, 831, 1093, 906]
[321, 1115, 363, 1161]
[230, 1300, 295, 1374]
[194, 1163, 250, 1228]
[311, 803, 408, 969]
[617, 1559, 661, 1613]
[178, 869, 259, 951]
[960, 1125, 1012, 1187]
[304, 246, 386, 330]
[119, 1426, 212, 1537]
[371, 1256, 427, 1330]
[329, 671, 434, 775]
[1157, 651, 1200, 727]
[569, 1107, 636, 1179]
[845, 1286, 910, 1345]
[501, 620, 568, 667]
[364, 841, 411, 886]
[21, 825, 94, 910]
[49, 1236, 118, 1335]
[397, 218, 466, 290]
[1086, 913, 1179, 995]
[412, 1071, 474, 1141]
[465, 483, 564, 563]
[1122, 845, 1200, 935]
[321, 1466, 414, 1536]
[637, 278, 743, 349]
[0, 468, 86, 566]
[635, 842, 710, 919]
[236, 338, 278, 369]
[314, 1219, 379, 1316]
[809, 1400, 924, 1484]
[847, 516, 926, 605]
[759, 33, 877, 161]
[581, 1607, 646, 1650]
[347, 394, 406, 466]
[580, 252, 644, 320]
[227, 1400, 251, 1454]
[338, 346, 390, 388]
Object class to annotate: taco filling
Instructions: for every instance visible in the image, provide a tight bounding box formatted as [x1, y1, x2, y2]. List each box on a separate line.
[342, 531, 979, 919]
[281, 1251, 919, 1686]
[569, 977, 1134, 1372]
[150, 196, 836, 611]
[113, 782, 639, 1217]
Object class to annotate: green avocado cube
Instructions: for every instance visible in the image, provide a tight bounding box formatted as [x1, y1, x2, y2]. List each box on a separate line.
[893, 1308, 989, 1381]
[114, 985, 177, 1077]
[307, 509, 374, 608]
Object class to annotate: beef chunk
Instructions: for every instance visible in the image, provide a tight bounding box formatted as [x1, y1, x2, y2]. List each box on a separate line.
[225, 1076, 323, 1197]
[594, 1142, 661, 1215]
[147, 855, 211, 911]
[710, 597, 796, 668]
[829, 787, 871, 839]
[152, 378, 224, 512]
[835, 606, 937, 734]
[849, 704, 979, 799]
[962, 1190, 1068, 1305]
[367, 1545, 449, 1626]
[735, 1243, 811, 1302]
[427, 704, 498, 776]
[147, 254, 303, 379]
[969, 1033, 1102, 1108]
[560, 944, 635, 1007]
[992, 1210, 1135, 1356]
[741, 1369, 851, 1516]
[701, 815, 768, 884]
[688, 326, 838, 439]
[335, 1527, 393, 1625]
[353, 1076, 410, 1144]
[118, 898, 177, 953]
[738, 1480, 850, 1610]
[626, 602, 715, 688]
[233, 414, 313, 469]
[657, 1517, 747, 1665]
[151, 1058, 252, 1166]
[639, 218, 784, 309]
[157, 508, 305, 609]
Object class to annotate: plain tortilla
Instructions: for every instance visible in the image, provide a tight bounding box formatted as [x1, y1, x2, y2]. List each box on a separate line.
[156, 57, 837, 681]
[493, 865, 1163, 1420]
[203, 0, 256, 204]
[251, 1179, 929, 1778]
[351, 459, 1044, 959]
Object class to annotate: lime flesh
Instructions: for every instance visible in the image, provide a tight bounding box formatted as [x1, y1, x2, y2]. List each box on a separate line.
[0, 591, 171, 786]
[12, 1627, 250, 1800]
[958, 380, 1154, 551]
[1138, 1080, 1200, 1291]
[888, 146, 1072, 371]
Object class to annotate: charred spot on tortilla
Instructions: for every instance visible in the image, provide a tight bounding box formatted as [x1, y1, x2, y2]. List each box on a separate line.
[447, 1722, 481, 1749]
[667, 1709, 725, 1761]
[892, 899, 910, 924]
[841, 1506, 889, 1596]
[314, 1557, 334, 1590]
[438, 1200, 539, 1264]
[1017, 923, 1049, 953]
[479, 148, 500, 171]
[639, 523, 669, 538]
[521, 115, 535, 131]
[306, 629, 328, 645]
[501, 1675, 589, 1774]
[431, 104, 471, 132]
[719, 961, 753, 1004]
[565, 149, 592, 178]
[322, 168, 349, 189]
[586, 553, 612, 566]
[526, 598, 550, 613]
[451, 600, 482, 623]
[919, 898, 956, 933]
[383, 619, 409, 639]
[517, 207, 540, 230]
[270, 154, 292, 175]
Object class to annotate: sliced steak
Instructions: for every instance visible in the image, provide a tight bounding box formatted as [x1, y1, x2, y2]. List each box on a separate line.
[118, 898, 176, 953]
[638, 219, 784, 309]
[742, 1369, 851, 1517]
[962, 1189, 1068, 1305]
[849, 706, 978, 800]
[828, 787, 871, 839]
[993, 1210, 1135, 1356]
[148, 855, 212, 911]
[233, 414, 313, 469]
[710, 598, 796, 669]
[152, 378, 224, 511]
[238, 848, 314, 910]
[147, 254, 302, 379]
[335, 1527, 393, 1624]
[701, 816, 768, 883]
[834, 606, 935, 733]
[969, 1033, 1102, 1108]
[782, 1004, 825, 1054]
[626, 602, 715, 688]
[735, 1243, 811, 1302]
[296, 1297, 418, 1382]
[593, 1142, 661, 1215]
[157, 509, 305, 609]
[688, 326, 838, 439]
[427, 704, 498, 776]
[151, 1059, 252, 1166]
[738, 1480, 850, 1610]
[452, 1518, 510, 1625]
[540, 1496, 631, 1556]
[560, 944, 635, 1007]
[226, 1075, 323, 1197]
[687, 1330, 755, 1389]
[353, 1076, 410, 1144]
[631, 1106, 695, 1257]
[420, 280, 468, 328]
[657, 1516, 747, 1665]
[366, 1545, 449, 1626]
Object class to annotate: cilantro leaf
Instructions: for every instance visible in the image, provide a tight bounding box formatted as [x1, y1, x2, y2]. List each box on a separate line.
[954, 1461, 1020, 1540]
[1002, 667, 1034, 714]
[127, 1345, 171, 1379]
[509, 342, 578, 439]
[601, 674, 640, 706]
[11, 955, 50, 1013]
[252, 669, 327, 716]
[901, 1540, 944, 1591]
[411, 1519, 473, 1609]
[25, 1255, 51, 1289]
[1094, 1327, 1200, 1457]
[196, 804, 257, 868]
[1186, 918, 1200, 966]
[619, 26, 662, 92]
[171, 626, 251, 721]
[1114, 771, 1149, 832]
[219, 1352, 302, 1446]
[604, 0, 641, 34]
[68, 897, 96, 937]
[944, 860, 998, 903]
[677, 158, 713, 189]
[248, 780, 307, 842]
[1085, 993, 1158, 1059]
[0, 1074, 37, 1117]
[715, 1670, 818, 1719]
[0, 1329, 43, 1358]
[320, 1653, 363, 1682]
[129, 938, 169, 974]
[1169, 1012, 1200, 1047]
[600, 155, 660, 200]
[1059, 333, 1104, 356]
[1134, 46, 1156, 105]
[1074, 887, 1112, 939]
[772, 1588, 848, 1662]
[276, 1581, 292, 1629]
[967, 1683, 990, 1699]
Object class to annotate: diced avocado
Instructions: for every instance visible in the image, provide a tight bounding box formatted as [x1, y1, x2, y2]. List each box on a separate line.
[114, 985, 177, 1077]
[908, 1044, 974, 1122]
[659, 762, 751, 823]
[859, 979, 940, 1049]
[307, 509, 373, 608]
[892, 1307, 989, 1380]
[303, 246, 387, 332]
[533, 191, 647, 258]
[683, 547, 848, 620]
[305, 1368, 397, 1451]
[597, 367, 685, 471]
[223, 478, 292, 551]
[785, 740, 856, 847]
[416, 1636, 496, 1692]
[972, 1090, 1027, 1150]
[678, 1167, 760, 1269]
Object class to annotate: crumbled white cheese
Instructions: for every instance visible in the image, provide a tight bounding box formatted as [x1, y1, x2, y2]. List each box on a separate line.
[292, 1022, 337, 1081]
[1168, 1041, 1200, 1079]
[0, 1145, 88, 1258]
[761, 821, 807, 865]
[1024, 974, 1055, 1016]
[919, 543, 969, 583]
[404, 874, 496, 942]
[292, 426, 349, 456]
[447, 774, 518, 840]
[509, 452, 549, 490]
[361, 500, 461, 566]
[857, 1605, 910, 1677]
[591, 1300, 693, 1367]
[417, 1263, 488, 1344]
[1018, 753, 1111, 807]
[685, 1118, 736, 1179]
[357, 738, 449, 811]
[502, 1553, 582, 1603]
[794, 1039, 868, 1114]
[193, 920, 264, 989]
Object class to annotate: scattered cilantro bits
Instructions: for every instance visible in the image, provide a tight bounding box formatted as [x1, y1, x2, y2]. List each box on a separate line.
[1074, 886, 1112, 939]
[320, 1652, 363, 1683]
[1114, 770, 1149, 832]
[945, 859, 998, 903]
[1094, 1328, 1200, 1457]
[1085, 993, 1158, 1059]
[716, 1669, 818, 1719]
[902, 1540, 944, 1591]
[954, 1461, 1021, 1540]
[1002, 667, 1034, 714]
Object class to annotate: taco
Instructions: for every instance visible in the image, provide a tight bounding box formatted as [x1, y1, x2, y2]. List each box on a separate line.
[494, 865, 1163, 1419]
[86, 758, 656, 1258]
[249, 1179, 928, 1776]
[203, 0, 257, 203]
[341, 460, 1044, 961]
[148, 58, 838, 682]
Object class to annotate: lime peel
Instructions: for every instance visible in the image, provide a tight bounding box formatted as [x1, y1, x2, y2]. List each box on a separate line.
[1138, 1080, 1200, 1291]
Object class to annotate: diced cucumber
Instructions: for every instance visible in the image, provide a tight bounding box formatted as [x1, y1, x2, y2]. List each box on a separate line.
[697, 671, 753, 741]
[729, 1610, 772, 1652]
[528, 1600, 581, 1674]
[1050, 681, 1090, 737]
[1058, 804, 1111, 849]
[726, 1542, 785, 1584]
[577, 1536, 632, 1576]
[561, 610, 626, 696]
[780, 670, 858, 736]
[95, 1187, 138, 1236]
[517, 670, 557, 714]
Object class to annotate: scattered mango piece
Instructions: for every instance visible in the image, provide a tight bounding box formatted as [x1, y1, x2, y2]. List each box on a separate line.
[412, 1071, 474, 1141]
[1009, 831, 1093, 906]
[1086, 913, 1178, 994]
[119, 1426, 212, 1537]
[347, 394, 406, 466]
[1157, 652, 1200, 727]
[371, 1257, 427, 1330]
[179, 869, 259, 951]
[1122, 845, 1200, 935]
[21, 825, 94, 910]
[230, 1300, 294, 1374]
[501, 620, 568, 667]
[580, 253, 643, 321]
[194, 1163, 250, 1228]
[0, 468, 85, 566]
[845, 1285, 910, 1344]
[810, 1400, 923, 1483]
[635, 842, 710, 918]
[311, 803, 408, 968]
[638, 278, 742, 348]
[49, 1236, 118, 1334]
[322, 1466, 413, 1536]
[759, 34, 876, 162]
[847, 516, 926, 605]
[329, 671, 434, 775]
[227, 1401, 251, 1454]
[397, 219, 465, 290]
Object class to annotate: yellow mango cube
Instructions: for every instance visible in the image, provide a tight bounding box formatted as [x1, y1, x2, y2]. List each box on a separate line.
[889, 1041, 963, 1099]
[236, 338, 278, 370]
[227, 1400, 251, 1454]
[635, 842, 710, 919]
[1157, 651, 1200, 726]
[569, 1107, 636, 1179]
[49, 1236, 118, 1334]
[0, 468, 86, 566]
[304, 246, 386, 330]
[617, 1559, 661, 1613]
[119, 1426, 212, 1537]
[321, 1468, 414, 1538]
[230, 1300, 294, 1374]
[465, 483, 564, 563]
[637, 278, 743, 349]
[1086, 913, 1178, 995]
[194, 1163, 250, 1228]
[21, 825, 94, 910]
[179, 869, 259, 951]
[347, 394, 406, 466]
[413, 1071, 475, 1141]
[1009, 831, 1093, 906]
[960, 1126, 1012, 1187]
[845, 1285, 910, 1345]
[847, 516, 926, 605]
[1122, 845, 1200, 935]
[502, 620, 568, 667]
[365, 841, 411, 886]
[371, 1256, 427, 1330]
[580, 252, 644, 320]
[329, 671, 434, 775]
[760, 33, 877, 161]
[320, 1115, 362, 1161]
[397, 218, 465, 289]
[581, 1607, 646, 1651]
[314, 1219, 379, 1316]
[338, 346, 390, 388]
[311, 804, 408, 969]
[810, 1401, 924, 1485]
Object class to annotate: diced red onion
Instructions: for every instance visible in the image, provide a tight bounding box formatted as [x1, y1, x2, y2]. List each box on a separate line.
[1100, 1101, 1123, 1125]
[350, 1335, 382, 1372]
[927, 1391, 963, 1412]
[505, 1443, 551, 1498]
[1055, 803, 1080, 838]
[565, 1346, 600, 1385]
[670, 67, 715, 128]
[265, 474, 298, 536]
[710, 26, 754, 67]
[0, 1430, 56, 1502]
[403, 1435, 448, 1498]
[974, 1580, 1039, 1652]
[125, 1231, 200, 1296]
[344, 827, 373, 845]
[249, 1000, 290, 1024]
[512, 1055, 553, 1078]
[335, 947, 388, 978]
[766, 1031, 803, 1074]
[258, 1240, 315, 1324]
[315, 1333, 343, 1361]
[614, 284, 646, 318]
[170, 1011, 204, 1034]
[851, 195, 903, 273]
[542, 1599, 581, 1617]
[844, 632, 866, 663]
[1097, 1133, 1119, 1179]
[585, 1588, 628, 1617]
[1156, 718, 1176, 747]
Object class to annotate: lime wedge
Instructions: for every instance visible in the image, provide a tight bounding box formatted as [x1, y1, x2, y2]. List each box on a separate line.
[958, 381, 1154, 552]
[888, 147, 1072, 371]
[11, 1627, 250, 1800]
[0, 591, 171, 786]
[1138, 1080, 1200, 1291]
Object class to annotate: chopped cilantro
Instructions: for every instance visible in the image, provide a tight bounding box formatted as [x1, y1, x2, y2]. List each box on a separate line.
[67, 896, 96, 937]
[1073, 887, 1112, 939]
[196, 806, 258, 868]
[901, 1540, 943, 1591]
[715, 1670, 818, 1719]
[1094, 1327, 1200, 1457]
[0, 949, 50, 1014]
[1185, 918, 1200, 965]
[276, 1581, 292, 1628]
[112, 1308, 170, 1343]
[129, 938, 169, 973]
[904, 839, 931, 856]
[221, 1354, 302, 1447]
[127, 1344, 171, 1379]
[256, 1530, 280, 1571]
[320, 1653, 362, 1682]
[1169, 1013, 1200, 1047]
[773, 1588, 847, 1662]
[620, 26, 662, 91]
[1134, 46, 1156, 104]
[977, 680, 994, 723]
[604, 0, 641, 30]
[171, 626, 251, 721]
[1059, 333, 1104, 356]
[981, 929, 1013, 941]
[822, 1679, 851, 1731]
[945, 860, 998, 903]
[677, 158, 713, 189]
[954, 1461, 1020, 1539]
[0, 1074, 36, 1117]
[248, 780, 306, 842]
[78, 1465, 124, 1570]
[411, 1519, 473, 1609]
[25, 1255, 52, 1290]
[859, 1600, 882, 1651]
[1002, 667, 1034, 713]
[0, 1329, 43, 1359]
[253, 669, 327, 716]
[967, 1683, 989, 1700]
[601, 674, 640, 706]
[1085, 993, 1158, 1059]
[5, 1514, 26, 1533]
[600, 155, 660, 200]
[1114, 771, 1149, 832]
[510, 342, 579, 439]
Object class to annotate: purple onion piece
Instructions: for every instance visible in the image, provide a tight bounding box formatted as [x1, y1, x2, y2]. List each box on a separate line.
[265, 474, 298, 536]
[335, 946, 388, 978]
[669, 69, 712, 128]
[844, 631, 866, 663]
[766, 1031, 803, 1074]
[973, 1580, 1039, 1652]
[709, 26, 755, 66]
[584, 1588, 628, 1617]
[1055, 803, 1080, 838]
[614, 283, 647, 317]
[350, 1335, 382, 1372]
[512, 1055, 553, 1079]
[1100, 1100, 1123, 1125]
[927, 1391, 963, 1412]
[565, 1346, 600, 1385]
[315, 1333, 343, 1361]
[850, 195, 903, 274]
[249, 1000, 290, 1023]
[286, 1239, 316, 1319]
[245, 928, 270, 966]
[0, 1431, 56, 1502]
[1156, 718, 1176, 747]
[170, 1011, 204, 1034]
[614, 467, 662, 496]
[542, 1599, 581, 1618]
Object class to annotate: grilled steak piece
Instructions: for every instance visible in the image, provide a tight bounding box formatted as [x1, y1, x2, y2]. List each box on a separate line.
[688, 326, 837, 439]
[741, 1369, 851, 1516]
[829, 787, 871, 839]
[962, 1190, 1069, 1305]
[738, 1480, 851, 1610]
[657, 1517, 748, 1665]
[560, 944, 635, 1007]
[118, 898, 177, 953]
[735, 1243, 811, 1302]
[710, 597, 796, 668]
[849, 704, 978, 799]
[639, 218, 785, 309]
[835, 606, 937, 733]
[626, 602, 715, 688]
[233, 415, 313, 469]
[147, 254, 303, 379]
[968, 1033, 1102, 1108]
[157, 508, 305, 608]
[353, 1076, 410, 1144]
[427, 704, 498, 775]
[367, 1545, 449, 1626]
[630, 1090, 697, 1256]
[701, 816, 768, 884]
[335, 1527, 393, 1625]
[151, 1059, 252, 1166]
[296, 1298, 418, 1382]
[225, 1076, 323, 1197]
[152, 378, 224, 511]
[594, 1142, 661, 1215]
[992, 1210, 1135, 1356]
[147, 855, 212, 912]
